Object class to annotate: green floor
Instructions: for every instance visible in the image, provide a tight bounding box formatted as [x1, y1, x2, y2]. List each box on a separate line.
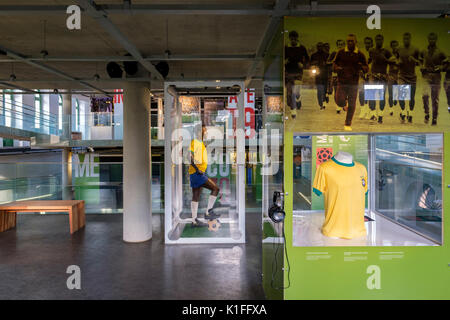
[180, 222, 231, 238]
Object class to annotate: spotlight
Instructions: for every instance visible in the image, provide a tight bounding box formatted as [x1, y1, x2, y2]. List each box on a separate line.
[53, 89, 58, 94]
[40, 50, 49, 58]
[9, 74, 16, 81]
[231, 85, 241, 94]
[94, 74, 100, 81]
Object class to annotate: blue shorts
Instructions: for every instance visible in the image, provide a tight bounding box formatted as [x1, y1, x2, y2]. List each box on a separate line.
[190, 172, 208, 188]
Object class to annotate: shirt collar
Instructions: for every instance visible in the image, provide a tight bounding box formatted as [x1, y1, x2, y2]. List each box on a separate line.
[331, 156, 355, 167]
[344, 46, 359, 53]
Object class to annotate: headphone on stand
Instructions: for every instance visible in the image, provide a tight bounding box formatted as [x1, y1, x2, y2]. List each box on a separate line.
[268, 191, 285, 223]
[268, 191, 290, 290]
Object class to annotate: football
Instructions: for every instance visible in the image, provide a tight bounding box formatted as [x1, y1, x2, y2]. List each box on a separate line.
[316, 148, 333, 165]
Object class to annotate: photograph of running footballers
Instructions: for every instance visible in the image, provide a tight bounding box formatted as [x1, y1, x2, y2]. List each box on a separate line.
[284, 17, 449, 132]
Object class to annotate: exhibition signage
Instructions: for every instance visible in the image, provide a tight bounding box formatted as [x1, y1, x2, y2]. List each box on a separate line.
[73, 153, 100, 205]
[228, 88, 256, 138]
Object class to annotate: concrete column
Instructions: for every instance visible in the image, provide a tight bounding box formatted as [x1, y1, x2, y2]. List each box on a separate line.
[62, 93, 72, 200]
[123, 82, 152, 242]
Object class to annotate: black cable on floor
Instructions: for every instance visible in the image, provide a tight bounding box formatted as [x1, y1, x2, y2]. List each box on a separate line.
[271, 222, 291, 290]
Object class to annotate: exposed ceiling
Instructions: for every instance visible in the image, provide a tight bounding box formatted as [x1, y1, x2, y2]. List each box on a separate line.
[0, 0, 447, 94]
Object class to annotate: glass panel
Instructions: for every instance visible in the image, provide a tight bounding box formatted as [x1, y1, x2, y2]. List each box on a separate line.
[164, 85, 246, 244]
[168, 103, 242, 241]
[374, 134, 443, 243]
[291, 133, 442, 247]
[293, 135, 312, 211]
[0, 160, 165, 215]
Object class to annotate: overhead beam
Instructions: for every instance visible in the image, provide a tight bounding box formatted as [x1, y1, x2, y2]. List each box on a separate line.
[0, 45, 110, 95]
[0, 78, 153, 84]
[0, 77, 260, 83]
[290, 3, 449, 16]
[75, 0, 164, 81]
[0, 90, 118, 95]
[0, 54, 257, 63]
[0, 82, 37, 94]
[0, 2, 446, 16]
[245, 0, 290, 87]
[0, 4, 273, 15]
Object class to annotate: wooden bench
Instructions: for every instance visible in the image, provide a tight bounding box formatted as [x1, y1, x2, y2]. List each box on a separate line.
[0, 200, 85, 234]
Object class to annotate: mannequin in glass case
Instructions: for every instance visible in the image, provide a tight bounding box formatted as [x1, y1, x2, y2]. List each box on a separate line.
[313, 151, 368, 239]
[189, 125, 221, 227]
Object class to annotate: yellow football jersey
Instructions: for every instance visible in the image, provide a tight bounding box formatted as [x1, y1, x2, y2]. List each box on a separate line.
[312, 156, 368, 239]
[189, 139, 208, 174]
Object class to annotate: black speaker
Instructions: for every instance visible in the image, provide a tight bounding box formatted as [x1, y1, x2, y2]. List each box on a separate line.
[106, 62, 123, 78]
[154, 61, 169, 78]
[123, 54, 138, 76]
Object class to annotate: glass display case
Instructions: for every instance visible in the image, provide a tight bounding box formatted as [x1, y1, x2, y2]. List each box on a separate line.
[291, 133, 443, 246]
[164, 81, 246, 244]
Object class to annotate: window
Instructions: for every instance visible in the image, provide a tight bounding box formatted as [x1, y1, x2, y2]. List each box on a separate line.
[34, 93, 41, 129]
[58, 94, 63, 132]
[0, 90, 3, 126]
[42, 94, 50, 134]
[75, 98, 80, 131]
[13, 90, 22, 129]
[5, 90, 12, 128]
[374, 134, 442, 243]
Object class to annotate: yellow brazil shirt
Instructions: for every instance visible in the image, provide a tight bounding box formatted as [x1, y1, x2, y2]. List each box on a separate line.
[312, 156, 368, 239]
[189, 139, 208, 174]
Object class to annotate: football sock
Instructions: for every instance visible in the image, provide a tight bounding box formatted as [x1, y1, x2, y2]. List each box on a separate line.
[191, 201, 198, 223]
[207, 195, 217, 213]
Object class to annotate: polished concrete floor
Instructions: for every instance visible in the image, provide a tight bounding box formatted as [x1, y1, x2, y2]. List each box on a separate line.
[0, 211, 265, 300]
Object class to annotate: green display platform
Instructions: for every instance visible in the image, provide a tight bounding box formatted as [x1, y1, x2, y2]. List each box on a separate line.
[181, 222, 231, 238]
[263, 221, 278, 238]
